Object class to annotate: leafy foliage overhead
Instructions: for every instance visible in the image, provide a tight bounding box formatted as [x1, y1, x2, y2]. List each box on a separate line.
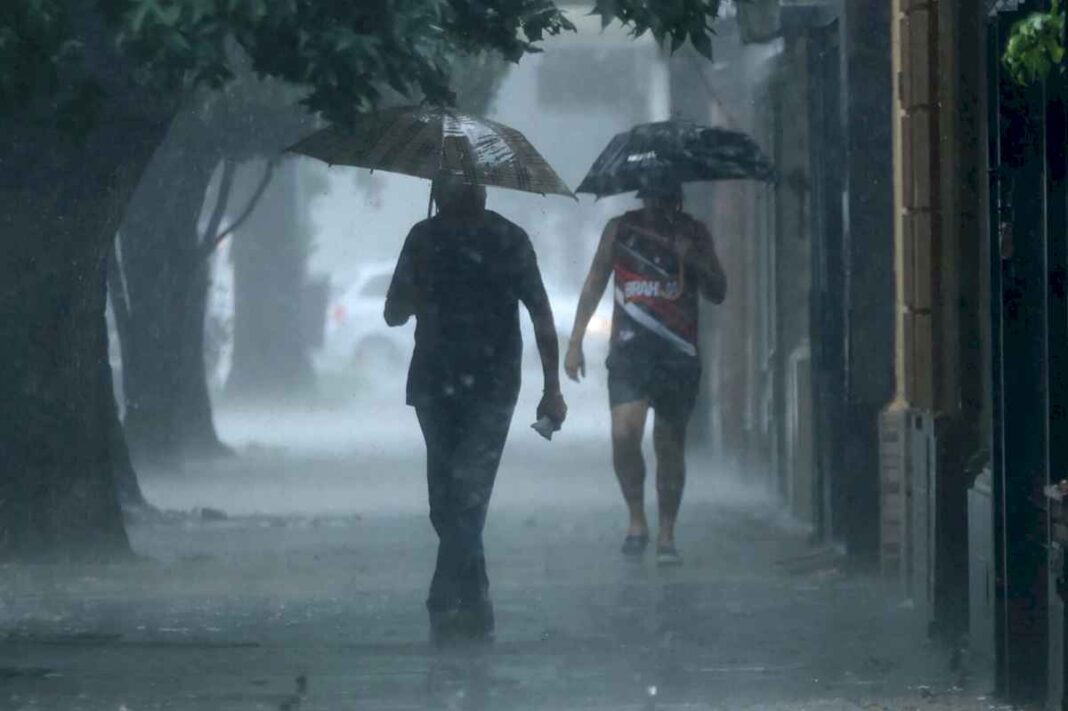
[1003, 0, 1065, 85]
[1, 0, 721, 125]
[592, 0, 721, 58]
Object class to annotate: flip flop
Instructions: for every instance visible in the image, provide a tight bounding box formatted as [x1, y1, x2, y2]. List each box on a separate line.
[621, 534, 649, 557]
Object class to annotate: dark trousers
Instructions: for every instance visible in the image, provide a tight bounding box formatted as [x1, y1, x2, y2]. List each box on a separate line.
[416, 397, 514, 628]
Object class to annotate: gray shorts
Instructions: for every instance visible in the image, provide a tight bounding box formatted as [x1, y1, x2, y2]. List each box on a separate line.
[606, 349, 701, 426]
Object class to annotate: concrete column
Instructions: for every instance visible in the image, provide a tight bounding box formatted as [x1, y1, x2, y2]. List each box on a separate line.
[887, 0, 989, 642]
[893, 0, 939, 411]
[882, 0, 940, 617]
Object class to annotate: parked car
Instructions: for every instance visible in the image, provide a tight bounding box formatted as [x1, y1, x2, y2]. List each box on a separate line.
[316, 261, 412, 377]
[315, 264, 614, 378]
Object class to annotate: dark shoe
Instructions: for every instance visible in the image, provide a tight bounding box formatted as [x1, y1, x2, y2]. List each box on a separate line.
[455, 600, 495, 643]
[430, 602, 494, 646]
[621, 534, 649, 558]
[656, 543, 683, 567]
[429, 608, 462, 647]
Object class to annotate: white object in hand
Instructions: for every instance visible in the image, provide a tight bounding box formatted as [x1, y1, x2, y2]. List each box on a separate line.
[531, 415, 556, 441]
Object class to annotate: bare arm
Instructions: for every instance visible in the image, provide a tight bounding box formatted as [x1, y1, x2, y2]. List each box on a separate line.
[524, 277, 562, 396]
[517, 233, 567, 425]
[569, 218, 617, 346]
[565, 219, 617, 381]
[384, 229, 419, 326]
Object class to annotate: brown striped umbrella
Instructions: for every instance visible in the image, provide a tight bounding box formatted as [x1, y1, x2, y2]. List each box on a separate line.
[286, 105, 575, 199]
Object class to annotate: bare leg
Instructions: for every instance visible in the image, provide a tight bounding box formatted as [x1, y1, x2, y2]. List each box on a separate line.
[653, 414, 687, 548]
[611, 400, 651, 537]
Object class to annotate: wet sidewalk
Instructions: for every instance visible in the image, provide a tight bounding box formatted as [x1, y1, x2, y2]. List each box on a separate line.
[0, 404, 1000, 709]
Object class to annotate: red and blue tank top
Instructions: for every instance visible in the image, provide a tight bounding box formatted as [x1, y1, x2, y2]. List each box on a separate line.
[610, 208, 702, 359]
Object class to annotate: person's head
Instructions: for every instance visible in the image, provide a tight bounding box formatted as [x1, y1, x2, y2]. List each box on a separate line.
[432, 174, 487, 216]
[637, 183, 683, 214]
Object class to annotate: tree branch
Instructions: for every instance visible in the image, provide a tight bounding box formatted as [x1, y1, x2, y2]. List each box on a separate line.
[197, 157, 279, 263]
[199, 158, 236, 257]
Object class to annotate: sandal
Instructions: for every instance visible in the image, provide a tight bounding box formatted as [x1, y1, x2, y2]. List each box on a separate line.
[656, 544, 683, 567]
[621, 534, 649, 557]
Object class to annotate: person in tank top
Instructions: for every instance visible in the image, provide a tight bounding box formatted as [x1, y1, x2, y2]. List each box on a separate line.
[565, 183, 725, 566]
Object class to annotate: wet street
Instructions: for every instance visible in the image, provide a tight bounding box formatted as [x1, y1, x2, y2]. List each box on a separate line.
[0, 391, 999, 710]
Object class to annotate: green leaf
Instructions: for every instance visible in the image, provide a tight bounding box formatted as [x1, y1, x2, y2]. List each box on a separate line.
[1003, 1, 1066, 85]
[157, 5, 181, 26]
[128, 1, 156, 34]
[691, 29, 712, 59]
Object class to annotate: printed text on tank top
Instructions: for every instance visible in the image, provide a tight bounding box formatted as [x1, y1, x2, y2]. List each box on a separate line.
[611, 211, 700, 358]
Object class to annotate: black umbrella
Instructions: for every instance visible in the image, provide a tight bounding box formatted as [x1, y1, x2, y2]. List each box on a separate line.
[576, 120, 775, 197]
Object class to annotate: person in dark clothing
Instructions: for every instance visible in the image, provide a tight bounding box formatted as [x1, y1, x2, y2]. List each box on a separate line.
[384, 175, 567, 644]
[565, 184, 726, 566]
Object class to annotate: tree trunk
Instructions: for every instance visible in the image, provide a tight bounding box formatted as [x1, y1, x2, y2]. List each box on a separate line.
[0, 109, 171, 560]
[107, 246, 149, 509]
[227, 158, 316, 400]
[172, 256, 230, 458]
[109, 363, 148, 509]
[117, 142, 230, 465]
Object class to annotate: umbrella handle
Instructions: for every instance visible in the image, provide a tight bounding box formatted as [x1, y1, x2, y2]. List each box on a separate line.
[426, 183, 434, 219]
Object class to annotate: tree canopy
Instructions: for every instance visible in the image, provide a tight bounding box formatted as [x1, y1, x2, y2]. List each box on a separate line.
[1, 0, 721, 127]
[1003, 0, 1065, 86]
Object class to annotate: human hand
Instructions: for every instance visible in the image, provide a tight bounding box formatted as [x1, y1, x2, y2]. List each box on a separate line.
[564, 342, 585, 382]
[675, 233, 697, 263]
[537, 389, 568, 428]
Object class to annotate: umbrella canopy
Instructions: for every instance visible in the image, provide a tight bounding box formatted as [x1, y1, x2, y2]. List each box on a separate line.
[287, 105, 574, 198]
[576, 120, 776, 197]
